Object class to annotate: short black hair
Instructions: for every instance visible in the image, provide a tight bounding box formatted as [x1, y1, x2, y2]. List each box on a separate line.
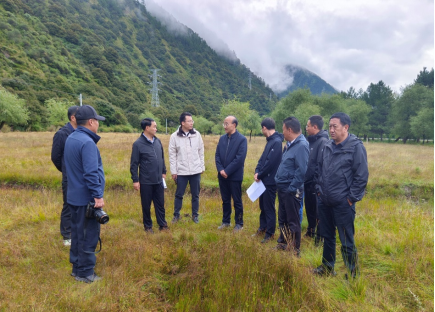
[179, 112, 192, 124]
[308, 115, 324, 130]
[261, 117, 275, 130]
[232, 117, 238, 127]
[141, 118, 155, 130]
[77, 119, 87, 126]
[330, 112, 351, 129]
[67, 106, 79, 121]
[283, 116, 301, 133]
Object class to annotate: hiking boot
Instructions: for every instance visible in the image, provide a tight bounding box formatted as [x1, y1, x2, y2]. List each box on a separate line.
[75, 273, 102, 283]
[274, 243, 287, 251]
[261, 234, 274, 243]
[172, 215, 181, 224]
[144, 228, 154, 234]
[251, 228, 266, 237]
[313, 265, 336, 277]
[63, 239, 71, 246]
[159, 226, 170, 232]
[218, 223, 231, 230]
[233, 224, 243, 232]
[192, 216, 199, 224]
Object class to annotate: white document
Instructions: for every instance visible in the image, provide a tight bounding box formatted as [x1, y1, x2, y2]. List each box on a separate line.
[246, 181, 266, 202]
[162, 178, 167, 189]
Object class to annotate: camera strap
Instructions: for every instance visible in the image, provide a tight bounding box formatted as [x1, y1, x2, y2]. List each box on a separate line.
[82, 218, 102, 254]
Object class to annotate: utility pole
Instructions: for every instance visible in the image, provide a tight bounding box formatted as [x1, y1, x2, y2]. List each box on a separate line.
[148, 69, 161, 107]
[248, 72, 252, 90]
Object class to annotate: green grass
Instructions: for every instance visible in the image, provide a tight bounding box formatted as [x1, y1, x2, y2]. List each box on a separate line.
[0, 132, 433, 311]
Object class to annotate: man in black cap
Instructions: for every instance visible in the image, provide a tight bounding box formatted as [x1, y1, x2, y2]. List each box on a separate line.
[51, 106, 79, 246]
[64, 105, 106, 283]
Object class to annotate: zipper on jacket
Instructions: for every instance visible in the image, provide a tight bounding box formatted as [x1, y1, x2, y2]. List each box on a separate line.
[224, 136, 231, 166]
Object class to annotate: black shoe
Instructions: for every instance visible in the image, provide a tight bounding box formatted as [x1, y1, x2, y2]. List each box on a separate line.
[192, 216, 199, 224]
[313, 265, 336, 276]
[261, 234, 274, 243]
[233, 224, 243, 232]
[144, 227, 154, 234]
[304, 229, 315, 238]
[172, 215, 181, 223]
[75, 273, 102, 283]
[218, 223, 231, 230]
[251, 228, 266, 237]
[159, 226, 170, 232]
[274, 243, 287, 251]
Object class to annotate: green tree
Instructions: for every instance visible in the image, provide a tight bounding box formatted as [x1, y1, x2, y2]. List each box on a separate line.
[46, 99, 76, 128]
[243, 110, 261, 141]
[410, 107, 434, 143]
[361, 81, 395, 140]
[391, 83, 434, 143]
[293, 103, 322, 135]
[0, 89, 29, 131]
[414, 67, 434, 88]
[193, 115, 214, 136]
[271, 89, 312, 123]
[343, 99, 371, 139]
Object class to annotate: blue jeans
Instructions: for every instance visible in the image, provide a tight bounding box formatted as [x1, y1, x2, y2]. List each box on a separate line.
[318, 198, 358, 272]
[174, 174, 201, 218]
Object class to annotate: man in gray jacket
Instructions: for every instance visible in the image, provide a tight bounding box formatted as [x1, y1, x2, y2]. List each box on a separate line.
[274, 117, 309, 255]
[313, 112, 368, 279]
[169, 112, 205, 224]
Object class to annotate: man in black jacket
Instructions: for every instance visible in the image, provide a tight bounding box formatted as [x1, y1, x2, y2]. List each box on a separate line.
[215, 115, 247, 232]
[130, 118, 169, 233]
[51, 105, 79, 246]
[304, 115, 329, 244]
[313, 113, 368, 278]
[253, 118, 283, 243]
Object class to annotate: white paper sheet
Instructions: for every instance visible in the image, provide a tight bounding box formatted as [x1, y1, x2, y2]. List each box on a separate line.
[246, 181, 266, 202]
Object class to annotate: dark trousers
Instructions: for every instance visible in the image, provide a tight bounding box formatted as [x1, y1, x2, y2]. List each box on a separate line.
[140, 183, 167, 229]
[304, 182, 320, 237]
[69, 204, 100, 278]
[174, 173, 201, 218]
[318, 199, 358, 272]
[219, 179, 243, 225]
[60, 177, 72, 239]
[259, 184, 277, 236]
[277, 191, 301, 250]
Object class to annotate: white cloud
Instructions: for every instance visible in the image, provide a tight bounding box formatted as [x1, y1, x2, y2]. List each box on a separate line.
[148, 0, 434, 93]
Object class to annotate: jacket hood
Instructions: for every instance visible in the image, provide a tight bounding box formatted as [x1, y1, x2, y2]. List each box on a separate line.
[307, 129, 329, 143]
[267, 131, 284, 142]
[327, 133, 362, 151]
[76, 126, 101, 144]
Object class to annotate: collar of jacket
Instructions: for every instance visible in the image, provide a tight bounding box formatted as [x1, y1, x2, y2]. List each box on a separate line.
[76, 126, 101, 143]
[67, 122, 75, 133]
[140, 133, 158, 144]
[226, 129, 240, 139]
[327, 134, 360, 152]
[177, 126, 196, 137]
[307, 129, 329, 143]
[266, 131, 283, 142]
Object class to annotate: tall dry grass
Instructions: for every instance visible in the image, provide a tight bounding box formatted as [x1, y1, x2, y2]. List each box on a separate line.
[0, 132, 433, 311]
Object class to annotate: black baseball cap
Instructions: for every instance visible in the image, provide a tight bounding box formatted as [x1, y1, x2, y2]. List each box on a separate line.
[75, 105, 106, 121]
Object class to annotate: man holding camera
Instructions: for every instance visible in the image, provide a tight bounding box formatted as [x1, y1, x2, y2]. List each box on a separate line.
[169, 112, 205, 224]
[64, 105, 106, 283]
[130, 118, 169, 233]
[313, 112, 368, 279]
[51, 105, 79, 246]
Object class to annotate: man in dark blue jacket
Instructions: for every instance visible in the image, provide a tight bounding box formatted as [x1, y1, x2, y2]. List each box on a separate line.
[313, 112, 368, 279]
[64, 105, 106, 283]
[130, 118, 168, 233]
[215, 115, 247, 232]
[274, 117, 309, 255]
[304, 115, 329, 244]
[51, 106, 79, 246]
[253, 118, 283, 243]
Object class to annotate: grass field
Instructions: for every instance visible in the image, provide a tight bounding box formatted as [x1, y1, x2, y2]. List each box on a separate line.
[0, 132, 433, 311]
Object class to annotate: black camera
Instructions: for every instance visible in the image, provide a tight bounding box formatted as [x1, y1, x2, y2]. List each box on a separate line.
[86, 202, 109, 224]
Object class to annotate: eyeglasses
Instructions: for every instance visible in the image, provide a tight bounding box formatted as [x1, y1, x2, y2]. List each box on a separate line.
[184, 120, 194, 124]
[223, 123, 232, 127]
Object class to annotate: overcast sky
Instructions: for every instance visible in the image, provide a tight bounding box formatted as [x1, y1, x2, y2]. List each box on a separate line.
[146, 0, 434, 93]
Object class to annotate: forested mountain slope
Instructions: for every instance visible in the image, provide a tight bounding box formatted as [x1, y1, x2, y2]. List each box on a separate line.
[0, 0, 277, 130]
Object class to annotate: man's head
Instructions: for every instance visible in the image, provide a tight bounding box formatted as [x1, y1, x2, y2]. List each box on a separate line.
[141, 118, 157, 137]
[223, 115, 237, 135]
[67, 106, 80, 128]
[75, 105, 105, 134]
[261, 117, 276, 137]
[282, 116, 301, 142]
[329, 112, 351, 144]
[180, 112, 194, 132]
[306, 115, 324, 136]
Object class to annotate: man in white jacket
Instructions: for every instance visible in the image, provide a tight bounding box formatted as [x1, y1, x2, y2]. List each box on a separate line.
[169, 112, 205, 224]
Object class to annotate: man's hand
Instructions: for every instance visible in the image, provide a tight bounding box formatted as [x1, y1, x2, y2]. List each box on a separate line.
[133, 182, 140, 191]
[172, 174, 177, 181]
[254, 173, 260, 182]
[220, 170, 228, 179]
[347, 198, 353, 206]
[94, 197, 104, 208]
[162, 174, 166, 179]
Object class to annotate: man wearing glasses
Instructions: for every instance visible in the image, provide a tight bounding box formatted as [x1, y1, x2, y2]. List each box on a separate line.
[215, 116, 248, 232]
[169, 112, 205, 224]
